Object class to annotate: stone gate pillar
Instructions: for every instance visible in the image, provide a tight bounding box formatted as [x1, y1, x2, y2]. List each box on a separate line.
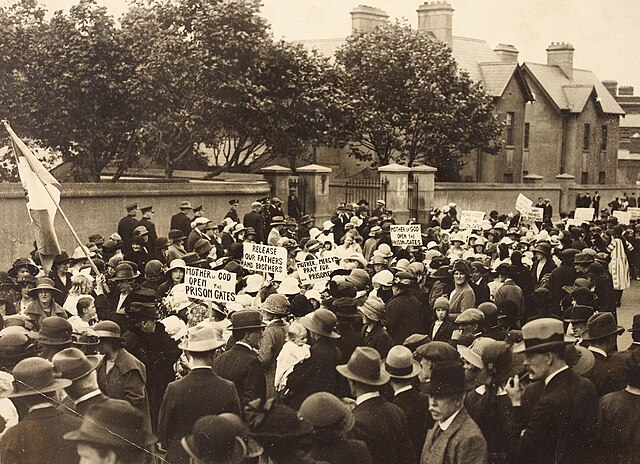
[297, 164, 333, 224]
[260, 165, 291, 202]
[411, 165, 438, 224]
[555, 173, 576, 215]
[378, 163, 411, 223]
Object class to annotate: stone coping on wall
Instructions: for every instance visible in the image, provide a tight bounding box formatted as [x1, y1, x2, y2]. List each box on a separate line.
[435, 183, 561, 191]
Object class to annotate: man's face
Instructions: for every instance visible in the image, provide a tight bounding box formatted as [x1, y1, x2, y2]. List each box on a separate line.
[131, 243, 142, 252]
[139, 319, 156, 334]
[418, 358, 432, 383]
[571, 321, 588, 338]
[117, 280, 133, 293]
[428, 393, 462, 423]
[76, 443, 114, 464]
[523, 351, 551, 381]
[0, 287, 10, 302]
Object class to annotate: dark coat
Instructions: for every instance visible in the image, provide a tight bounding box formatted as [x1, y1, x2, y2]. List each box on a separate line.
[95, 291, 131, 333]
[140, 217, 158, 253]
[258, 319, 288, 399]
[471, 278, 491, 305]
[170, 212, 192, 239]
[117, 215, 140, 246]
[243, 210, 265, 243]
[494, 279, 525, 318]
[212, 343, 266, 406]
[597, 389, 640, 464]
[24, 299, 66, 331]
[465, 388, 513, 460]
[386, 289, 424, 345]
[429, 319, 454, 343]
[362, 322, 392, 358]
[225, 209, 239, 223]
[531, 258, 557, 288]
[288, 194, 302, 220]
[509, 368, 599, 464]
[544, 264, 576, 313]
[0, 406, 82, 464]
[394, 387, 430, 459]
[158, 367, 241, 464]
[351, 395, 416, 464]
[49, 271, 72, 306]
[74, 392, 130, 417]
[583, 350, 626, 397]
[309, 436, 373, 464]
[420, 406, 487, 464]
[186, 228, 206, 253]
[335, 320, 364, 365]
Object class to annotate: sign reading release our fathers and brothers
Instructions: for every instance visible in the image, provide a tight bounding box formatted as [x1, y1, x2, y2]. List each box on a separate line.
[390, 224, 422, 246]
[297, 257, 339, 284]
[184, 266, 236, 303]
[242, 243, 288, 275]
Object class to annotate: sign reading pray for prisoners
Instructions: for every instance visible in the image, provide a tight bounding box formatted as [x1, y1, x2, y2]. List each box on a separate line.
[184, 266, 236, 303]
[459, 211, 485, 230]
[297, 257, 339, 284]
[515, 194, 534, 214]
[242, 243, 288, 275]
[521, 207, 543, 222]
[390, 224, 422, 246]
[574, 208, 595, 223]
[613, 210, 631, 225]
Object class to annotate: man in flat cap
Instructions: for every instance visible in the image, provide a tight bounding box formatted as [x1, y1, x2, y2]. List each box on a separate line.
[117, 203, 140, 249]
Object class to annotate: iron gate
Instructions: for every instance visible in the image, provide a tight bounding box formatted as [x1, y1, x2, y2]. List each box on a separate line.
[288, 177, 306, 215]
[408, 178, 419, 220]
[345, 178, 388, 208]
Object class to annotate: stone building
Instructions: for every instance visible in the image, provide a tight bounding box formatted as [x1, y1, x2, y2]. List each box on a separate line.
[607, 82, 640, 183]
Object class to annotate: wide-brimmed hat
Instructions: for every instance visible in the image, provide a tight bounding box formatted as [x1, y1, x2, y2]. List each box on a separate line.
[6, 357, 72, 398]
[343, 253, 367, 268]
[430, 265, 451, 280]
[144, 260, 165, 283]
[27, 277, 62, 298]
[181, 415, 254, 464]
[0, 272, 20, 293]
[358, 297, 385, 322]
[179, 200, 193, 210]
[581, 313, 624, 341]
[452, 260, 472, 276]
[270, 216, 286, 226]
[337, 346, 390, 386]
[166, 259, 186, 274]
[93, 320, 123, 339]
[0, 333, 39, 361]
[299, 392, 354, 431]
[383, 345, 421, 379]
[230, 310, 266, 330]
[375, 244, 393, 258]
[53, 251, 73, 266]
[423, 360, 467, 396]
[495, 263, 518, 277]
[300, 308, 340, 339]
[513, 318, 575, 353]
[179, 324, 226, 352]
[52, 347, 100, 381]
[34, 316, 73, 345]
[243, 274, 264, 294]
[127, 302, 160, 321]
[562, 278, 592, 296]
[261, 294, 290, 316]
[183, 252, 206, 267]
[563, 305, 594, 323]
[300, 215, 314, 225]
[64, 402, 156, 448]
[110, 263, 140, 281]
[8, 258, 39, 278]
[565, 344, 595, 376]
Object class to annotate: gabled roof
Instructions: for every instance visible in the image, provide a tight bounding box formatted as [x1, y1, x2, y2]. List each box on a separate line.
[478, 62, 519, 97]
[522, 62, 624, 114]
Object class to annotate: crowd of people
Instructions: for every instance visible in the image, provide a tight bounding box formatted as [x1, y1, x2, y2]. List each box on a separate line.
[0, 193, 638, 464]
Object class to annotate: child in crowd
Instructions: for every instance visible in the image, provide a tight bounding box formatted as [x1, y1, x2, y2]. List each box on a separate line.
[274, 321, 311, 392]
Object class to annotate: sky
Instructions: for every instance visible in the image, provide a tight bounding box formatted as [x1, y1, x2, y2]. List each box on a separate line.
[33, 0, 640, 93]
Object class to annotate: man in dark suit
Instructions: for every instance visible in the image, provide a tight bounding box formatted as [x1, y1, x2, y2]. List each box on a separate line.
[243, 201, 266, 243]
[506, 317, 599, 464]
[117, 203, 140, 248]
[213, 310, 266, 406]
[139, 205, 158, 254]
[582, 312, 626, 396]
[386, 272, 424, 345]
[337, 346, 416, 464]
[225, 199, 240, 222]
[159, 325, 241, 464]
[383, 345, 430, 459]
[421, 361, 487, 464]
[470, 262, 491, 305]
[1, 357, 82, 463]
[170, 201, 194, 239]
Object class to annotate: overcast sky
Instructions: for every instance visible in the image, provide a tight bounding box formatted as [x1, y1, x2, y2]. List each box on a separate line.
[35, 0, 640, 93]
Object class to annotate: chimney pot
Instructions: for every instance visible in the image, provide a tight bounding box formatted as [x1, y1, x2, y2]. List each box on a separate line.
[417, 1, 454, 48]
[619, 86, 635, 96]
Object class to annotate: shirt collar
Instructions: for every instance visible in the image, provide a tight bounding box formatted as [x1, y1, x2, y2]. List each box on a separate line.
[190, 366, 212, 371]
[356, 391, 380, 406]
[75, 389, 102, 405]
[236, 341, 258, 354]
[588, 346, 608, 358]
[544, 365, 570, 386]
[394, 385, 413, 396]
[28, 403, 55, 413]
[626, 386, 640, 395]
[439, 406, 463, 431]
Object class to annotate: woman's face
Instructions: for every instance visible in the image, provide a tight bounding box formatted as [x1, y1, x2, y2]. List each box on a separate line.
[131, 243, 141, 252]
[373, 263, 385, 273]
[435, 308, 448, 321]
[21, 284, 34, 298]
[58, 262, 69, 273]
[171, 269, 185, 284]
[38, 290, 52, 306]
[453, 271, 467, 285]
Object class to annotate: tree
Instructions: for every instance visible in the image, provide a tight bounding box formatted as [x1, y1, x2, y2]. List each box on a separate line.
[335, 22, 503, 181]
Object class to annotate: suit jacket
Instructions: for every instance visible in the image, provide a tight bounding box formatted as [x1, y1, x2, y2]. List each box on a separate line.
[186, 228, 206, 252]
[470, 278, 491, 305]
[531, 259, 557, 287]
[159, 367, 241, 464]
[362, 322, 392, 359]
[430, 319, 454, 343]
[243, 210, 265, 243]
[351, 395, 416, 464]
[494, 279, 525, 316]
[509, 368, 599, 464]
[420, 406, 487, 464]
[96, 348, 149, 417]
[117, 215, 140, 246]
[0, 406, 82, 464]
[394, 387, 431, 459]
[386, 289, 424, 345]
[213, 343, 266, 406]
[583, 350, 625, 397]
[170, 212, 192, 238]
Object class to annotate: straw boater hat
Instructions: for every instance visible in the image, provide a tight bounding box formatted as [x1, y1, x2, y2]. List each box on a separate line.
[383, 345, 421, 380]
[300, 308, 340, 339]
[337, 346, 390, 386]
[513, 318, 575, 353]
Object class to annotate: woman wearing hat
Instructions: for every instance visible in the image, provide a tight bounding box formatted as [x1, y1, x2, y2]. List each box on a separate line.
[428, 264, 453, 309]
[449, 261, 476, 316]
[359, 296, 392, 358]
[258, 294, 290, 399]
[157, 258, 185, 299]
[49, 251, 73, 306]
[24, 277, 66, 330]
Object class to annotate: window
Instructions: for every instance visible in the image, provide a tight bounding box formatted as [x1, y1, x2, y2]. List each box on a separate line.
[505, 112, 515, 146]
[503, 173, 514, 183]
[598, 171, 606, 184]
[581, 172, 589, 184]
[524, 123, 530, 149]
[601, 125, 608, 151]
[583, 123, 591, 150]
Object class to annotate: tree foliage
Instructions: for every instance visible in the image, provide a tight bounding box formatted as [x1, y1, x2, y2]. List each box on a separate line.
[335, 22, 503, 181]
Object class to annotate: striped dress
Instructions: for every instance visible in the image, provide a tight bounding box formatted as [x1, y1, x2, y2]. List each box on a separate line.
[608, 238, 631, 290]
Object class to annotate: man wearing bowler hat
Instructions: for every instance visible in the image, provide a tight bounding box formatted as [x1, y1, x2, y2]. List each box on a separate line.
[171, 201, 194, 239]
[337, 346, 415, 464]
[582, 312, 626, 397]
[420, 360, 487, 464]
[505, 318, 598, 464]
[160, 324, 241, 464]
[0, 357, 82, 463]
[117, 202, 141, 248]
[213, 310, 267, 406]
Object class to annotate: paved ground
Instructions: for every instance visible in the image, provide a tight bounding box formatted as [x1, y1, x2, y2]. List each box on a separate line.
[617, 280, 640, 348]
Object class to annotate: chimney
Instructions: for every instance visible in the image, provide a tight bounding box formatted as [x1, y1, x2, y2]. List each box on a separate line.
[494, 44, 519, 63]
[631, 133, 640, 155]
[350, 5, 389, 34]
[546, 42, 574, 80]
[619, 86, 635, 96]
[601, 80, 618, 97]
[417, 1, 454, 48]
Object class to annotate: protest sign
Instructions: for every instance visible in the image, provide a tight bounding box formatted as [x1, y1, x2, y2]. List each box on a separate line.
[297, 256, 339, 284]
[515, 194, 534, 214]
[521, 207, 543, 222]
[566, 218, 583, 227]
[627, 207, 640, 221]
[184, 266, 236, 303]
[459, 211, 485, 230]
[242, 243, 288, 275]
[390, 224, 422, 246]
[613, 210, 631, 225]
[574, 208, 595, 223]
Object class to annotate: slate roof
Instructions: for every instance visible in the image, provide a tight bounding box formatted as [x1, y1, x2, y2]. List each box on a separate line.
[478, 62, 519, 97]
[450, 36, 499, 83]
[523, 62, 624, 114]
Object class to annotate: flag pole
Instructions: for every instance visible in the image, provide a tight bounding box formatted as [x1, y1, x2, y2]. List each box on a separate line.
[3, 121, 103, 283]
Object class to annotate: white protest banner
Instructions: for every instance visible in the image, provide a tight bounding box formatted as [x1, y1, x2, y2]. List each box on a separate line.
[521, 207, 543, 222]
[566, 218, 582, 227]
[242, 243, 288, 274]
[390, 224, 422, 246]
[459, 211, 485, 230]
[297, 256, 339, 284]
[613, 210, 631, 225]
[627, 207, 640, 221]
[515, 194, 534, 214]
[574, 208, 595, 223]
[184, 266, 236, 303]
